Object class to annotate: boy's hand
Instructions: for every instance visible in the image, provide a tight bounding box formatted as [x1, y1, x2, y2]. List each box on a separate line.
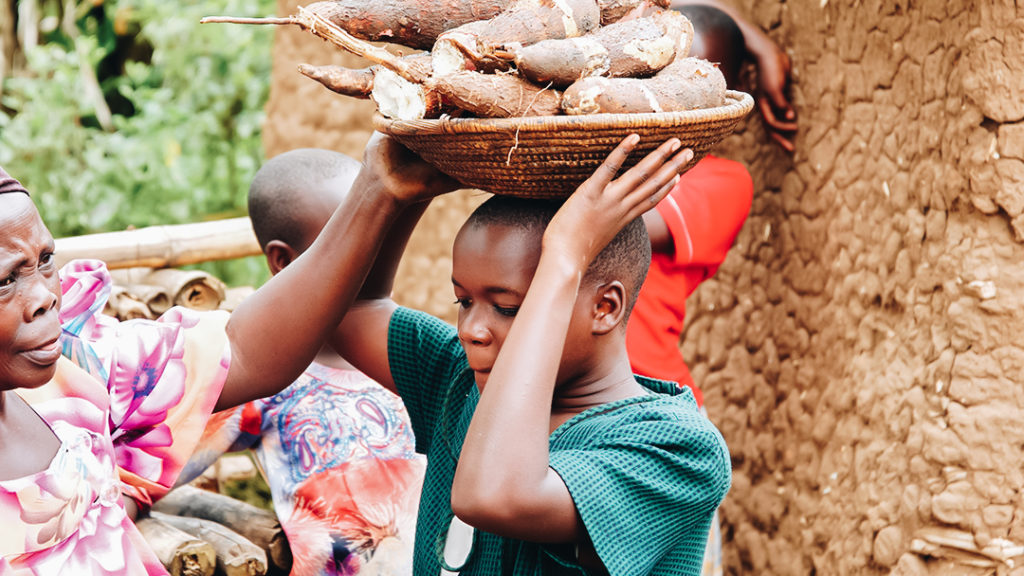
[748, 35, 798, 152]
[361, 132, 461, 203]
[544, 135, 694, 270]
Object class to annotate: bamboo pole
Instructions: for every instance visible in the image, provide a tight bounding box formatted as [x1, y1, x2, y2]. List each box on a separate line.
[55, 217, 261, 270]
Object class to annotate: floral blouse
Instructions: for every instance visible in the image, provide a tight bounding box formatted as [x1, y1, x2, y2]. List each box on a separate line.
[0, 260, 230, 575]
[180, 362, 425, 576]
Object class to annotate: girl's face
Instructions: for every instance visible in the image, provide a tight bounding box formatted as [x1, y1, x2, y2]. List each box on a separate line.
[0, 194, 61, 391]
[451, 222, 594, 391]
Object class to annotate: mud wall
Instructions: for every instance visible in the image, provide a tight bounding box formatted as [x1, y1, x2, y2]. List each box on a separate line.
[264, 1, 1024, 574]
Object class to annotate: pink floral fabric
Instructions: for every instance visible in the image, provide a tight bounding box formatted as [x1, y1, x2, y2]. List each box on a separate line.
[0, 260, 230, 575]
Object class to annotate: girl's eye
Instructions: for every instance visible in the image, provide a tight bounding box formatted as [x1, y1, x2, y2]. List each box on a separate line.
[494, 305, 519, 318]
[454, 298, 471, 309]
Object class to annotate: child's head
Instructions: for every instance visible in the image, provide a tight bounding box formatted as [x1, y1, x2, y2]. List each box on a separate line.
[248, 148, 360, 274]
[452, 196, 650, 388]
[676, 4, 745, 90]
[0, 167, 62, 391]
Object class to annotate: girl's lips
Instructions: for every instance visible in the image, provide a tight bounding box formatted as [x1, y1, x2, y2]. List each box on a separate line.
[21, 339, 61, 367]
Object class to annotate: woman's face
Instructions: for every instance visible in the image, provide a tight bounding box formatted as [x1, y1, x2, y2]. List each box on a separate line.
[0, 193, 61, 391]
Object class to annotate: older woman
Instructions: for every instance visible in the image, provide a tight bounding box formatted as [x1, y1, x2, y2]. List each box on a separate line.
[0, 140, 455, 575]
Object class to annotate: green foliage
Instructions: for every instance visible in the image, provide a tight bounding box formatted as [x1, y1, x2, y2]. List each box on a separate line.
[220, 452, 274, 511]
[0, 0, 276, 286]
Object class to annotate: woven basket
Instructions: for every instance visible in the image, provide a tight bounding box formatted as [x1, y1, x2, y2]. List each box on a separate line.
[373, 90, 754, 199]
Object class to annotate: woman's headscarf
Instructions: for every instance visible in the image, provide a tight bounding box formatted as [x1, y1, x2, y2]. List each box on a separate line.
[0, 166, 29, 196]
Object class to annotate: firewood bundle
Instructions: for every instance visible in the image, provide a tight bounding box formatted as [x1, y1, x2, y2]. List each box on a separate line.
[103, 268, 235, 320]
[204, 0, 728, 121]
[140, 485, 292, 576]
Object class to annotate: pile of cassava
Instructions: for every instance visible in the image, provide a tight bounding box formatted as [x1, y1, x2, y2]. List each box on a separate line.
[206, 0, 728, 121]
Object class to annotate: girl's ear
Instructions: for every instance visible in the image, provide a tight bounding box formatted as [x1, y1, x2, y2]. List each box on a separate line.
[592, 281, 626, 335]
[264, 240, 297, 276]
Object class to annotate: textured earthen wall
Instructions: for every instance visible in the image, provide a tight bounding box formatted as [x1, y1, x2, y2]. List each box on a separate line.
[690, 1, 1024, 574]
[265, 0, 1024, 574]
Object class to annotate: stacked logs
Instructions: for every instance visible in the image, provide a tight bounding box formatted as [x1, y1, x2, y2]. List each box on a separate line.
[55, 218, 259, 320]
[203, 0, 727, 121]
[138, 485, 291, 576]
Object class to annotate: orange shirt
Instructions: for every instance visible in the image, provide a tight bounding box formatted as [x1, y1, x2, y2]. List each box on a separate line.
[626, 155, 753, 405]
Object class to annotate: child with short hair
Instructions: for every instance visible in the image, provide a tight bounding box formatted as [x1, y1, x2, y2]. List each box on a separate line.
[328, 134, 731, 575]
[178, 148, 425, 576]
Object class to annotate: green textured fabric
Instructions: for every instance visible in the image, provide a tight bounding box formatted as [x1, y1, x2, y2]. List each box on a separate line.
[388, 307, 732, 576]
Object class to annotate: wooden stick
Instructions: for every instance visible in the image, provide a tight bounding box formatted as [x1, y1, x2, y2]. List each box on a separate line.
[201, 8, 427, 83]
[54, 217, 261, 271]
[136, 515, 217, 576]
[199, 16, 296, 26]
[300, 6, 428, 83]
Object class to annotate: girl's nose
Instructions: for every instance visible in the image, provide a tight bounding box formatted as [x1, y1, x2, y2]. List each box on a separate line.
[458, 310, 492, 347]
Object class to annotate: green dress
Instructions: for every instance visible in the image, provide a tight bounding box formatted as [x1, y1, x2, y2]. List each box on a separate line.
[388, 307, 731, 576]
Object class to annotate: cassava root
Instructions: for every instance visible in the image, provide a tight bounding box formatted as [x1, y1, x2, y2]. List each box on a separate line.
[431, 0, 602, 76]
[502, 10, 692, 88]
[561, 56, 726, 114]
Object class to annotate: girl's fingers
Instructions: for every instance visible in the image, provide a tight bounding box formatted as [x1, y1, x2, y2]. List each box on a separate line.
[652, 174, 681, 204]
[617, 148, 691, 221]
[622, 146, 693, 201]
[612, 138, 683, 194]
[587, 134, 641, 189]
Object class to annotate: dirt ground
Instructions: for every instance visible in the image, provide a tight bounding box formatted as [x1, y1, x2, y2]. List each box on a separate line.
[265, 1, 1024, 574]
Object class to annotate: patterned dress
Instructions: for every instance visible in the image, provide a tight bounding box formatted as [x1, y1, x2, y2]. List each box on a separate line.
[0, 260, 230, 575]
[179, 362, 425, 576]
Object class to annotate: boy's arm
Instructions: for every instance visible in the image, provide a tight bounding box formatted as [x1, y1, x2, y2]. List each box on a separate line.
[217, 135, 455, 411]
[451, 136, 694, 542]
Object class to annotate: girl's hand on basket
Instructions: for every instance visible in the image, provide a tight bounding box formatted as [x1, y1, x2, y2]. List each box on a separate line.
[543, 135, 694, 272]
[362, 132, 461, 204]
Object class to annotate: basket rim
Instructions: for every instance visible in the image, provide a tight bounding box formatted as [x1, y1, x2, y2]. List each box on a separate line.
[373, 90, 754, 136]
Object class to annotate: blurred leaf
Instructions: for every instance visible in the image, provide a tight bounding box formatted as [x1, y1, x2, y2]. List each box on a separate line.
[0, 0, 276, 287]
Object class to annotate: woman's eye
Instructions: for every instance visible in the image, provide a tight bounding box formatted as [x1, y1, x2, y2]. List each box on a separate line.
[494, 305, 519, 318]
[0, 274, 14, 288]
[39, 252, 54, 267]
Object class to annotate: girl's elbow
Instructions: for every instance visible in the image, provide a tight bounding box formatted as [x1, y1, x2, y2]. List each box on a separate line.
[451, 484, 520, 532]
[451, 483, 491, 524]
